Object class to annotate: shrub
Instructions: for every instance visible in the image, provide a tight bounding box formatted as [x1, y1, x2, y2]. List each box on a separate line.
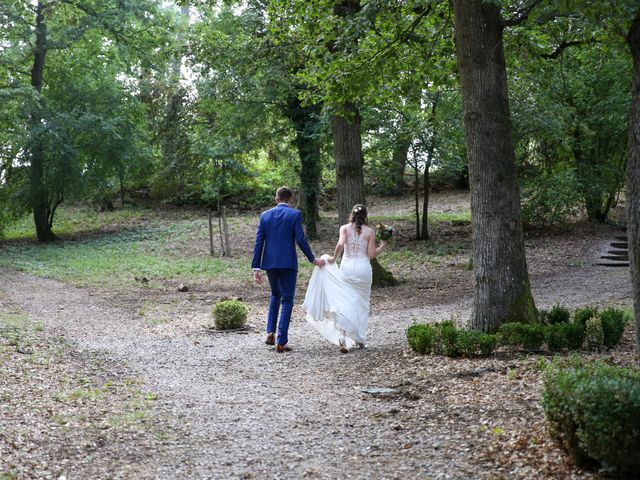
[497, 323, 526, 349]
[498, 322, 545, 351]
[211, 300, 247, 330]
[542, 359, 640, 477]
[600, 307, 626, 348]
[478, 333, 498, 356]
[564, 323, 586, 350]
[407, 322, 498, 357]
[573, 306, 598, 327]
[438, 321, 460, 357]
[585, 316, 604, 352]
[521, 324, 545, 351]
[454, 330, 497, 357]
[547, 304, 571, 325]
[545, 323, 570, 351]
[407, 324, 436, 354]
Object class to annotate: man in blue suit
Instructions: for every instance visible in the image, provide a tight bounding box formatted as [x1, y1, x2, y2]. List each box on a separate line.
[252, 186, 325, 352]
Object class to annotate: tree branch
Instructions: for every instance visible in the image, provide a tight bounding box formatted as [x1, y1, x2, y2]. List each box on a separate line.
[502, 0, 544, 27]
[541, 38, 596, 59]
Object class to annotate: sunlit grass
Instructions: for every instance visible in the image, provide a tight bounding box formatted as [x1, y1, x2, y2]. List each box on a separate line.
[3, 206, 153, 241]
[0, 206, 249, 287]
[369, 210, 471, 225]
[0, 203, 472, 288]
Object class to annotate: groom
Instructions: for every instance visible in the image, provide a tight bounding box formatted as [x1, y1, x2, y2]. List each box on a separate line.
[252, 186, 325, 352]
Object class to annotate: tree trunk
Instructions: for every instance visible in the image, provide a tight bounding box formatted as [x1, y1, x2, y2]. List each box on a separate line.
[421, 98, 438, 241]
[30, 1, 55, 242]
[421, 165, 430, 240]
[389, 137, 410, 195]
[331, 103, 366, 224]
[285, 94, 322, 238]
[331, 0, 395, 286]
[452, 0, 537, 332]
[626, 8, 640, 356]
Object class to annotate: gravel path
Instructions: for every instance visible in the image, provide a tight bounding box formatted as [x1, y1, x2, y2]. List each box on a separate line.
[0, 238, 633, 479]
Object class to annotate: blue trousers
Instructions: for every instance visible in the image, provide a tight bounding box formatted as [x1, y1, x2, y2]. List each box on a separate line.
[266, 269, 297, 346]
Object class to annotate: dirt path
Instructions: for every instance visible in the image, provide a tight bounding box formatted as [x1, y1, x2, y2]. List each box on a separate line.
[0, 237, 633, 479]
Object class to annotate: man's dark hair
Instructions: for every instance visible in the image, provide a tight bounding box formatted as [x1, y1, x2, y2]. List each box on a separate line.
[276, 186, 293, 203]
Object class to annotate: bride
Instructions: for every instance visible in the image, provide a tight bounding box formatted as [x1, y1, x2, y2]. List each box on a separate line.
[302, 204, 386, 353]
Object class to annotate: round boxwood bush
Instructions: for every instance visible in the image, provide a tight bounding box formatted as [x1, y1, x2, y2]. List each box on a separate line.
[585, 316, 604, 352]
[498, 322, 545, 351]
[547, 304, 571, 325]
[600, 307, 627, 348]
[407, 323, 436, 354]
[542, 358, 640, 478]
[211, 300, 247, 330]
[573, 305, 598, 327]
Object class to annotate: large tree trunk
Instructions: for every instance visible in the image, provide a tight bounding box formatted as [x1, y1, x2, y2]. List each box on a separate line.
[30, 1, 55, 242]
[331, 0, 395, 286]
[389, 136, 410, 195]
[285, 94, 322, 238]
[626, 8, 640, 356]
[331, 103, 366, 224]
[452, 0, 537, 332]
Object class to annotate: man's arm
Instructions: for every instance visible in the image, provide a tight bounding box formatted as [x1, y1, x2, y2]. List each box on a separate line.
[293, 211, 324, 266]
[251, 216, 265, 270]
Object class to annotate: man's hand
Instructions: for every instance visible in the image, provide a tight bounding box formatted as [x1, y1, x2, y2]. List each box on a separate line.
[313, 258, 326, 268]
[254, 270, 264, 284]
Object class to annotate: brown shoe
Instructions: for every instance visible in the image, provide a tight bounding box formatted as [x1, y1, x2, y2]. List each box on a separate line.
[276, 344, 292, 353]
[265, 333, 275, 345]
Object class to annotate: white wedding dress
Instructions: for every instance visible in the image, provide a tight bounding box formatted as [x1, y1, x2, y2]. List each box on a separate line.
[302, 231, 372, 349]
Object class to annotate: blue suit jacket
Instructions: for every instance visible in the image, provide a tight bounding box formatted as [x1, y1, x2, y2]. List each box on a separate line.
[251, 204, 315, 271]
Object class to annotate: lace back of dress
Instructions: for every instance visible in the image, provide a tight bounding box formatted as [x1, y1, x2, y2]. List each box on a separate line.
[344, 229, 367, 260]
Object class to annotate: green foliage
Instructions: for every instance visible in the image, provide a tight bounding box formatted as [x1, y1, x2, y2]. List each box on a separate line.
[545, 323, 570, 351]
[520, 168, 583, 227]
[542, 358, 640, 477]
[407, 321, 498, 357]
[406, 323, 436, 354]
[564, 323, 587, 351]
[600, 307, 627, 348]
[573, 306, 598, 327]
[585, 316, 604, 352]
[546, 304, 571, 325]
[545, 323, 585, 351]
[211, 300, 247, 330]
[498, 323, 545, 351]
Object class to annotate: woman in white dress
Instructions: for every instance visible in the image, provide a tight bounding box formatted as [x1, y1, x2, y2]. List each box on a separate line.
[302, 204, 386, 353]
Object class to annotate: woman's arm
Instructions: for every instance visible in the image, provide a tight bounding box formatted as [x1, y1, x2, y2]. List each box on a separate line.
[328, 226, 346, 263]
[367, 229, 386, 259]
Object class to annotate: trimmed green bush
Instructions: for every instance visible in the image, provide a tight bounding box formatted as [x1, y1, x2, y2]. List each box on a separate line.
[585, 316, 604, 352]
[438, 321, 460, 357]
[211, 299, 247, 330]
[545, 323, 570, 351]
[478, 333, 498, 355]
[600, 307, 626, 348]
[542, 359, 640, 477]
[564, 322, 586, 350]
[547, 304, 571, 325]
[498, 323, 545, 351]
[497, 323, 526, 348]
[406, 324, 436, 354]
[544, 323, 585, 351]
[407, 322, 498, 357]
[573, 306, 598, 327]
